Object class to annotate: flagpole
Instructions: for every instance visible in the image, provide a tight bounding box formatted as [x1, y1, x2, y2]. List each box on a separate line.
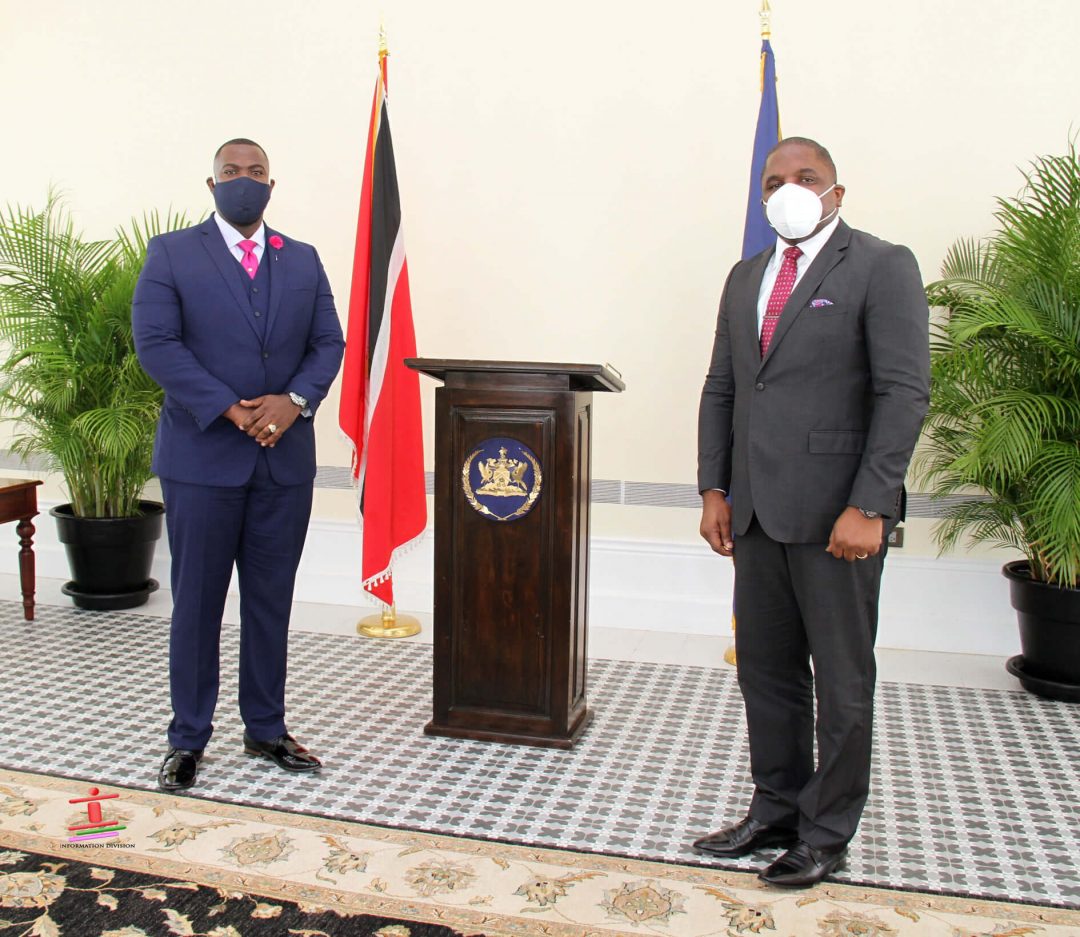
[379, 15, 388, 87]
[726, 0, 776, 668]
[354, 23, 423, 641]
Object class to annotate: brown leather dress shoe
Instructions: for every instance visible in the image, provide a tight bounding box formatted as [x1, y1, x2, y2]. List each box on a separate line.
[693, 816, 798, 858]
[758, 840, 848, 888]
[242, 732, 321, 772]
[158, 748, 203, 791]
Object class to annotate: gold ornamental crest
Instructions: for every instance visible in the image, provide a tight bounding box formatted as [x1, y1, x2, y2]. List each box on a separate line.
[462, 437, 543, 522]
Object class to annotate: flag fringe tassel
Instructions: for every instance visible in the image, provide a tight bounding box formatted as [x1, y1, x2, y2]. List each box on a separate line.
[359, 530, 426, 604]
[338, 427, 427, 609]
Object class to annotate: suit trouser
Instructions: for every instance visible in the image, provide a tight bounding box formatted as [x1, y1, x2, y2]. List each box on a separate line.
[161, 451, 313, 751]
[734, 516, 885, 850]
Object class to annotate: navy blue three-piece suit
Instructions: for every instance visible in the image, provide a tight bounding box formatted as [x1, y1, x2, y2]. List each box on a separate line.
[132, 215, 344, 751]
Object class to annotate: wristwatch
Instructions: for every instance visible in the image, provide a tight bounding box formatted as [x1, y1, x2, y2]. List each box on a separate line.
[288, 391, 308, 409]
[856, 507, 881, 519]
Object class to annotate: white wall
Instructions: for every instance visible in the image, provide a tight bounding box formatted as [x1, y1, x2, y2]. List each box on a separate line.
[3, 0, 1075, 513]
[1, 0, 1070, 644]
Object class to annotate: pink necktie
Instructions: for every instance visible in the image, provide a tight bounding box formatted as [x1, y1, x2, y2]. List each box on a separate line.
[238, 239, 259, 279]
[760, 245, 803, 356]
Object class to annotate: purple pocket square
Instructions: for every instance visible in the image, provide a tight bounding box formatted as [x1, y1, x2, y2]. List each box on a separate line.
[810, 298, 835, 308]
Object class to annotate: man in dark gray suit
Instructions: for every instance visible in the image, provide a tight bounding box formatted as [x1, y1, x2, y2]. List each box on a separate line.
[694, 137, 929, 887]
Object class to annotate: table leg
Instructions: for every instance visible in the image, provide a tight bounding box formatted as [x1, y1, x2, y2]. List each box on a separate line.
[16, 515, 36, 621]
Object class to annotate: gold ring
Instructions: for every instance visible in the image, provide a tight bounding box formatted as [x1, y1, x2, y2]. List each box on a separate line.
[855, 553, 868, 560]
[267, 423, 278, 434]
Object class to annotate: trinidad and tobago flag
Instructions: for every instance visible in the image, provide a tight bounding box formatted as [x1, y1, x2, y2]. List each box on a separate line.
[338, 48, 426, 607]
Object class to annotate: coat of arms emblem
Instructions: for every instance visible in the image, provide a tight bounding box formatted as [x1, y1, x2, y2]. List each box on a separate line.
[462, 437, 542, 522]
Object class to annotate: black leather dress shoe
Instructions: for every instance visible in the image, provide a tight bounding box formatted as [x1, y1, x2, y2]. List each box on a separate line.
[692, 816, 798, 858]
[759, 840, 848, 888]
[242, 732, 321, 772]
[158, 748, 203, 791]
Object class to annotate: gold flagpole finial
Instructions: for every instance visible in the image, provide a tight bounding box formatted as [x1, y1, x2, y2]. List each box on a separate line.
[759, 0, 772, 40]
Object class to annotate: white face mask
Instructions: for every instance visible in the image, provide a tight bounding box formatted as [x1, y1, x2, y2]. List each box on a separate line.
[763, 183, 838, 241]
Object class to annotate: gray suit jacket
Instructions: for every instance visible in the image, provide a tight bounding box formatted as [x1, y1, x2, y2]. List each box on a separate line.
[697, 220, 930, 542]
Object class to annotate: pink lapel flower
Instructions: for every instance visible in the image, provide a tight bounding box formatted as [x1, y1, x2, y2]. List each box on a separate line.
[268, 235, 284, 250]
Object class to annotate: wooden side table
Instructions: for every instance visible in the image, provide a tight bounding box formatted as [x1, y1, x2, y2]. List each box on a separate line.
[0, 478, 43, 621]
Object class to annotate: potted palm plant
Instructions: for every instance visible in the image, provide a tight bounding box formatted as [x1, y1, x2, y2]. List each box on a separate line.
[920, 143, 1080, 701]
[0, 195, 188, 610]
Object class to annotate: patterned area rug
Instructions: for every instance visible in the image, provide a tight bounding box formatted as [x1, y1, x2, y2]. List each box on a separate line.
[2, 768, 1079, 937]
[1, 600, 1079, 911]
[0, 849, 466, 937]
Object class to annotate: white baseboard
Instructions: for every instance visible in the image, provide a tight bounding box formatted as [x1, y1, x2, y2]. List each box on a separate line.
[585, 536, 1018, 656]
[4, 503, 1019, 657]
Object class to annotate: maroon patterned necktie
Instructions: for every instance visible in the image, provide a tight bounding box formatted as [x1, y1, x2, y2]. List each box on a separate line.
[760, 245, 803, 356]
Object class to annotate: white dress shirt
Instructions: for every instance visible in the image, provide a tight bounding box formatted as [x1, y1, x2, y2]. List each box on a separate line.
[213, 213, 266, 266]
[755, 215, 840, 336]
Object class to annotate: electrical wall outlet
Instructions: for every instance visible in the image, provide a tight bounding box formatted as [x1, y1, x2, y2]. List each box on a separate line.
[887, 526, 904, 548]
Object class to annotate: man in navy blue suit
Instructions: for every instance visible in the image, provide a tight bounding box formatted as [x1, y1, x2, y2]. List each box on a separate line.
[133, 139, 345, 791]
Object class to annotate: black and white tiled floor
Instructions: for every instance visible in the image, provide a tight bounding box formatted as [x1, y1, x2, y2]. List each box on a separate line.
[2, 600, 1078, 908]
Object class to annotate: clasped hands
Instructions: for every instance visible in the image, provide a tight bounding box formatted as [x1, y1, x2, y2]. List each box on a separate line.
[223, 395, 300, 448]
[699, 491, 883, 563]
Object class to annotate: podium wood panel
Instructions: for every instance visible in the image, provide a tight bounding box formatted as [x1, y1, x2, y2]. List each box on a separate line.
[409, 359, 621, 748]
[449, 402, 555, 716]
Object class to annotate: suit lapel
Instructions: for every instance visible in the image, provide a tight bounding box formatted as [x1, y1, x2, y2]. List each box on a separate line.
[200, 216, 263, 341]
[739, 247, 775, 356]
[760, 221, 851, 368]
[263, 226, 287, 344]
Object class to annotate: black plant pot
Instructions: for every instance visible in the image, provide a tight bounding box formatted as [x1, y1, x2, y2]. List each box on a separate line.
[1002, 560, 1080, 702]
[51, 501, 164, 611]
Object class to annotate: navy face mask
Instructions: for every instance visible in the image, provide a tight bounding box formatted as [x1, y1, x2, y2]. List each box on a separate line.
[212, 176, 271, 227]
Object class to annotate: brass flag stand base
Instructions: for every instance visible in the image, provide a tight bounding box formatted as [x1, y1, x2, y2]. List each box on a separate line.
[357, 604, 422, 639]
[723, 613, 737, 667]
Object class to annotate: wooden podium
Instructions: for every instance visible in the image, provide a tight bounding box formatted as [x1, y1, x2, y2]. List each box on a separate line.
[407, 359, 624, 748]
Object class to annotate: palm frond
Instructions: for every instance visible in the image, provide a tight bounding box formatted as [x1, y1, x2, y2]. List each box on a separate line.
[923, 141, 1080, 586]
[0, 194, 189, 517]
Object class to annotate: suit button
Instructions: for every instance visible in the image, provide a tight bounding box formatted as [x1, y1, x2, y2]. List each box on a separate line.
[755, 382, 765, 391]
[253, 311, 261, 317]
[252, 287, 260, 293]
[262, 352, 269, 359]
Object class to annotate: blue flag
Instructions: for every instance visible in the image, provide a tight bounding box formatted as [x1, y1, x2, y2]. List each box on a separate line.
[741, 39, 780, 260]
